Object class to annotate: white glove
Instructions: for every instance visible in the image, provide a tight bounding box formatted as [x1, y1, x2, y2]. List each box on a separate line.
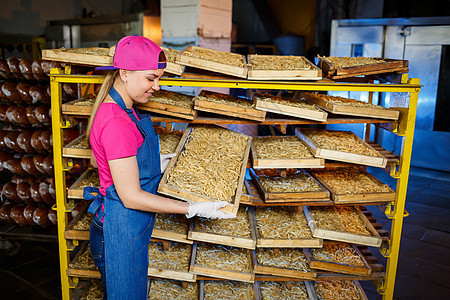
[186, 201, 236, 219]
[160, 153, 176, 173]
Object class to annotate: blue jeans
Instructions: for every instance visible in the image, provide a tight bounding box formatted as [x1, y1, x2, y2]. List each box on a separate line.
[90, 216, 107, 299]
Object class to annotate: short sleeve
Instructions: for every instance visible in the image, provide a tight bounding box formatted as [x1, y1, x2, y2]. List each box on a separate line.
[101, 117, 140, 161]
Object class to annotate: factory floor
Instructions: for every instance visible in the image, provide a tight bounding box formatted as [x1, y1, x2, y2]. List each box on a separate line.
[0, 167, 449, 300]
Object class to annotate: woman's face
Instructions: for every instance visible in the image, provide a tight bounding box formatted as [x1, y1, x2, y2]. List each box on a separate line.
[122, 69, 164, 104]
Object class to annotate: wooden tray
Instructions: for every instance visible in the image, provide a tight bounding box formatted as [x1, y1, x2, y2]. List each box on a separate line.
[317, 56, 408, 79]
[253, 92, 328, 122]
[42, 47, 113, 66]
[309, 168, 395, 204]
[158, 125, 251, 216]
[65, 203, 92, 240]
[247, 55, 322, 80]
[295, 128, 388, 168]
[148, 242, 197, 282]
[249, 169, 329, 203]
[240, 180, 253, 204]
[67, 241, 101, 278]
[190, 243, 255, 283]
[200, 280, 259, 300]
[252, 249, 316, 280]
[303, 242, 371, 276]
[194, 90, 266, 122]
[176, 46, 248, 78]
[251, 136, 325, 169]
[303, 206, 382, 247]
[148, 279, 199, 299]
[161, 47, 185, 75]
[257, 281, 316, 300]
[302, 92, 399, 120]
[253, 206, 322, 248]
[187, 207, 257, 250]
[135, 90, 196, 120]
[63, 134, 91, 159]
[61, 96, 96, 116]
[68, 168, 99, 199]
[311, 280, 368, 300]
[152, 213, 192, 244]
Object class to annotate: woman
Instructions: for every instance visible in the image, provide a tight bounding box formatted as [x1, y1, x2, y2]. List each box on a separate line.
[83, 35, 233, 299]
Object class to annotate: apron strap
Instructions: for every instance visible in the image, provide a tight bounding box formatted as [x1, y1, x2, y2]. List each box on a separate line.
[109, 86, 140, 124]
[84, 186, 104, 216]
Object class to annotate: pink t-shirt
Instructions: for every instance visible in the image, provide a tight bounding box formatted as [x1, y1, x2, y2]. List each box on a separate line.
[90, 102, 144, 196]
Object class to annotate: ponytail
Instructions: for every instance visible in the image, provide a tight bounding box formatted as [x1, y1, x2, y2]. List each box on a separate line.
[86, 70, 120, 145]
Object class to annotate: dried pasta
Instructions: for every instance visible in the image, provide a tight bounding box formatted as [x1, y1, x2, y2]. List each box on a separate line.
[309, 206, 372, 236]
[148, 90, 194, 109]
[69, 136, 89, 149]
[148, 279, 198, 300]
[256, 248, 311, 272]
[311, 243, 365, 267]
[69, 244, 97, 270]
[81, 279, 103, 300]
[74, 97, 96, 106]
[304, 92, 386, 110]
[203, 281, 254, 300]
[195, 90, 255, 109]
[194, 207, 251, 238]
[253, 136, 314, 159]
[161, 47, 179, 63]
[166, 126, 248, 203]
[260, 281, 309, 300]
[254, 93, 322, 111]
[258, 171, 323, 193]
[183, 47, 245, 68]
[314, 280, 364, 300]
[255, 207, 313, 239]
[73, 213, 93, 230]
[148, 242, 191, 271]
[159, 132, 183, 154]
[310, 168, 391, 195]
[195, 244, 251, 273]
[154, 213, 189, 234]
[251, 55, 312, 70]
[78, 170, 100, 189]
[319, 55, 385, 69]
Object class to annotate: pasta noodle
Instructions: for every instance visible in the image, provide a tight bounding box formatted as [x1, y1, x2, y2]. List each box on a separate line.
[258, 172, 323, 193]
[254, 93, 322, 111]
[69, 244, 97, 270]
[153, 213, 189, 234]
[255, 207, 313, 239]
[319, 55, 385, 69]
[194, 207, 251, 237]
[148, 90, 194, 109]
[183, 47, 245, 68]
[148, 242, 191, 271]
[253, 136, 314, 159]
[311, 243, 365, 267]
[260, 281, 309, 300]
[196, 244, 251, 273]
[73, 213, 93, 230]
[159, 132, 183, 154]
[251, 55, 312, 70]
[81, 279, 103, 300]
[314, 280, 364, 300]
[203, 281, 254, 300]
[256, 248, 311, 272]
[148, 279, 198, 300]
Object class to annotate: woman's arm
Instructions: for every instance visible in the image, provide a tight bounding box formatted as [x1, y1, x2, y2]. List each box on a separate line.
[108, 155, 189, 214]
[90, 152, 98, 168]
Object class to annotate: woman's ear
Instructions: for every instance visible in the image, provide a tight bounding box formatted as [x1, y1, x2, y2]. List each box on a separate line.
[119, 69, 128, 83]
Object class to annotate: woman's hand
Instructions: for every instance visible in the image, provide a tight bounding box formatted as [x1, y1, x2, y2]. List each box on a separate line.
[186, 201, 236, 219]
[160, 153, 176, 173]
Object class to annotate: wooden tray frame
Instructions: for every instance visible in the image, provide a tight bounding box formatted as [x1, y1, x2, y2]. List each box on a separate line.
[65, 202, 92, 240]
[42, 47, 113, 66]
[249, 169, 329, 204]
[295, 128, 388, 168]
[199, 280, 260, 300]
[252, 206, 323, 248]
[63, 134, 91, 159]
[309, 168, 395, 204]
[187, 207, 257, 250]
[302, 92, 399, 120]
[311, 280, 368, 300]
[68, 168, 99, 199]
[176, 46, 248, 78]
[257, 281, 316, 300]
[240, 180, 253, 204]
[67, 241, 101, 278]
[318, 56, 408, 79]
[303, 242, 371, 276]
[62, 96, 95, 116]
[247, 55, 322, 80]
[194, 91, 266, 122]
[135, 90, 196, 120]
[253, 93, 328, 122]
[161, 47, 185, 75]
[250, 136, 325, 169]
[152, 214, 192, 244]
[148, 242, 197, 282]
[158, 125, 251, 216]
[252, 249, 316, 280]
[190, 243, 255, 283]
[303, 206, 382, 247]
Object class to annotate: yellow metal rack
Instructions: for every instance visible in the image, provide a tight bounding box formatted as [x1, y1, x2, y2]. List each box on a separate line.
[50, 67, 420, 300]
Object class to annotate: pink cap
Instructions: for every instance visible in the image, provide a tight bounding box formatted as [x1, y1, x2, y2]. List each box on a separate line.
[96, 35, 166, 70]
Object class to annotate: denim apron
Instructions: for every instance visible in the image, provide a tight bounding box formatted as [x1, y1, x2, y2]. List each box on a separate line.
[84, 86, 161, 299]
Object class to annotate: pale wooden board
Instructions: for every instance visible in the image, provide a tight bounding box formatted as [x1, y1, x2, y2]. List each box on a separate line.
[295, 128, 388, 168]
[190, 243, 255, 283]
[68, 168, 99, 199]
[253, 94, 328, 122]
[65, 203, 91, 240]
[187, 207, 257, 249]
[152, 228, 193, 244]
[303, 243, 372, 276]
[302, 92, 399, 120]
[135, 90, 196, 120]
[247, 55, 322, 80]
[176, 46, 248, 78]
[249, 169, 330, 203]
[251, 137, 325, 170]
[147, 267, 197, 282]
[67, 242, 101, 279]
[252, 250, 317, 280]
[62, 97, 95, 116]
[158, 125, 251, 216]
[308, 169, 395, 205]
[42, 47, 113, 66]
[63, 134, 91, 159]
[303, 206, 382, 247]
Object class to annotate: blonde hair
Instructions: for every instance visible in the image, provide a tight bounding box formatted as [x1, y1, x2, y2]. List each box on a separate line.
[86, 70, 120, 144]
